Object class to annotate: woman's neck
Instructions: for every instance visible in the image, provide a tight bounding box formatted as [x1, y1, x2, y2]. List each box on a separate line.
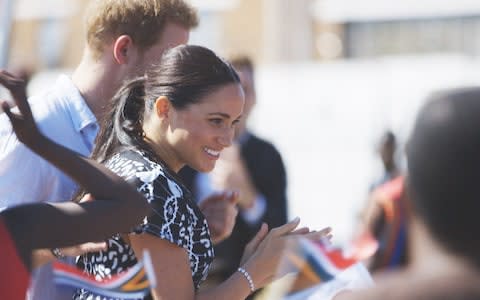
[142, 137, 183, 173]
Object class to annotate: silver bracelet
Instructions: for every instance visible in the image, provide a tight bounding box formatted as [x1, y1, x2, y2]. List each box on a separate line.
[237, 267, 255, 292]
[51, 248, 66, 259]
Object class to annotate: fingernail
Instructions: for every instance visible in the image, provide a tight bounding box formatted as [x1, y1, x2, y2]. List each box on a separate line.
[291, 217, 300, 223]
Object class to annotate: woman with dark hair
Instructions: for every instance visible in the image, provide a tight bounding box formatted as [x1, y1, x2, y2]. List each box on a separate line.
[0, 71, 150, 299]
[74, 45, 323, 300]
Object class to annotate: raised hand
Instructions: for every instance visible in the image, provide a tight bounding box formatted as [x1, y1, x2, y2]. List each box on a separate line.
[241, 219, 334, 290]
[0, 70, 41, 146]
[241, 217, 301, 288]
[210, 144, 257, 209]
[239, 223, 269, 266]
[199, 191, 239, 244]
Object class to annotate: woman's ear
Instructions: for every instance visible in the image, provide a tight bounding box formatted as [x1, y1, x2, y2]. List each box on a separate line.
[154, 96, 170, 118]
[113, 35, 134, 64]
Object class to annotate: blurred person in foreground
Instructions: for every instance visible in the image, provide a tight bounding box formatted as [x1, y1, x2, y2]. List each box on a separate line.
[179, 55, 289, 288]
[0, 1, 237, 299]
[334, 87, 480, 300]
[0, 69, 149, 299]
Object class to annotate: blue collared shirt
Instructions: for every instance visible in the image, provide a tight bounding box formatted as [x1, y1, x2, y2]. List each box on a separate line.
[0, 75, 98, 210]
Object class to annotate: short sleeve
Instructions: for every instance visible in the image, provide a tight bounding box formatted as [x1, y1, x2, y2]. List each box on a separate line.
[104, 149, 213, 289]
[132, 167, 202, 250]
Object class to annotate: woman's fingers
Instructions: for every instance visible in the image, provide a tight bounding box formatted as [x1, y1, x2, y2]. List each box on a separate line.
[288, 227, 334, 247]
[249, 223, 269, 248]
[269, 217, 300, 237]
[240, 223, 269, 266]
[317, 226, 333, 237]
[291, 227, 310, 235]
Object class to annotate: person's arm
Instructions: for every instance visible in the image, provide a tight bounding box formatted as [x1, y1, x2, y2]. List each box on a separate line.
[0, 70, 149, 269]
[31, 242, 107, 268]
[128, 218, 305, 300]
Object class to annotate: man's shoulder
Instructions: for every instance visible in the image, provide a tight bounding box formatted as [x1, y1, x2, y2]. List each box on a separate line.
[244, 132, 283, 161]
[245, 132, 278, 150]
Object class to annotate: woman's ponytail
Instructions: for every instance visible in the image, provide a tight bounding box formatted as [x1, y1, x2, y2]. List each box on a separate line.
[92, 76, 147, 163]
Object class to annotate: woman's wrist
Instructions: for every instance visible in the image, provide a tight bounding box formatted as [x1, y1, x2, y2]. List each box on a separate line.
[240, 260, 266, 292]
[237, 267, 255, 293]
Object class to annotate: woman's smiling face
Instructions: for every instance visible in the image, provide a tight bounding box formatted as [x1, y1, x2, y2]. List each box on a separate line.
[165, 83, 244, 173]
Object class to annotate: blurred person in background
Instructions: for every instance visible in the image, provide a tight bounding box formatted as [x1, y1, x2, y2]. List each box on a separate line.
[0, 1, 237, 299]
[179, 55, 289, 293]
[336, 87, 480, 300]
[356, 131, 408, 273]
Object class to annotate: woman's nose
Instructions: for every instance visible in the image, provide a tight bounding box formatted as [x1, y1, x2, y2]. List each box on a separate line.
[217, 127, 234, 147]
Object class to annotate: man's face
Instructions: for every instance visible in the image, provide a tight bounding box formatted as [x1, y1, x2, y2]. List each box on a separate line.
[137, 22, 190, 73]
[235, 67, 256, 136]
[239, 68, 256, 117]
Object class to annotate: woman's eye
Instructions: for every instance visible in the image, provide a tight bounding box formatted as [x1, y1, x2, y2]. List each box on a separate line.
[209, 119, 223, 126]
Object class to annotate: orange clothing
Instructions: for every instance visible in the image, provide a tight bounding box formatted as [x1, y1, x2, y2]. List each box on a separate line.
[370, 176, 408, 270]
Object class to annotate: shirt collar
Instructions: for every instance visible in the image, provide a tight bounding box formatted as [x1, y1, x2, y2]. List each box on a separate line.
[55, 74, 97, 132]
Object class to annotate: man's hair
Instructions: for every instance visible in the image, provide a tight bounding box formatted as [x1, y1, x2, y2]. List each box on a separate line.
[229, 55, 254, 73]
[406, 87, 480, 268]
[84, 0, 198, 58]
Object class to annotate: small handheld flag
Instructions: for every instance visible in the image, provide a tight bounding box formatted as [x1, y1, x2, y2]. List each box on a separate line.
[53, 250, 156, 299]
[289, 235, 376, 284]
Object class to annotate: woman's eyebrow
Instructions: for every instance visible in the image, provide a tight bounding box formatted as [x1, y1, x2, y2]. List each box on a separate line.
[207, 112, 230, 118]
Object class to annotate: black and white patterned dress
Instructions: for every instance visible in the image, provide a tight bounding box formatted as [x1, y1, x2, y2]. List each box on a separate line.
[73, 149, 214, 300]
